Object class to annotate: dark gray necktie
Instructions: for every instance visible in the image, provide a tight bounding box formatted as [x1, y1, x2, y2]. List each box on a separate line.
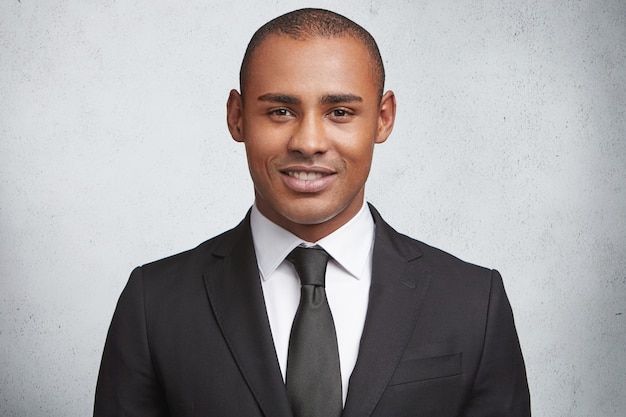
[286, 246, 342, 417]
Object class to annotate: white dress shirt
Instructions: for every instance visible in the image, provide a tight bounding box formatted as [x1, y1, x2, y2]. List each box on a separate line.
[250, 202, 374, 404]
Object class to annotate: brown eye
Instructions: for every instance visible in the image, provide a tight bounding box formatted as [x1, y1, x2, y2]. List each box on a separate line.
[328, 108, 353, 121]
[268, 108, 295, 119]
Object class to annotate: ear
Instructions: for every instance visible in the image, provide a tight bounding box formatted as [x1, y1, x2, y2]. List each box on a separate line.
[375, 90, 396, 144]
[226, 89, 244, 142]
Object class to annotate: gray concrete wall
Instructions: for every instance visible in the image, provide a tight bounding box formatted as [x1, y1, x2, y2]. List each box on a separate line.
[1, 1, 624, 415]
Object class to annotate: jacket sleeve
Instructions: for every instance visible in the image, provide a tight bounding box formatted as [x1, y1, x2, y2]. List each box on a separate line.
[94, 267, 169, 417]
[463, 270, 531, 417]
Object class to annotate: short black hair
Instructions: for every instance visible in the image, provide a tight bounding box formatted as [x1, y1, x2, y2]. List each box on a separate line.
[239, 8, 385, 99]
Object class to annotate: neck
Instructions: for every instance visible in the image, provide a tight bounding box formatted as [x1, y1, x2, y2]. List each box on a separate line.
[255, 199, 365, 243]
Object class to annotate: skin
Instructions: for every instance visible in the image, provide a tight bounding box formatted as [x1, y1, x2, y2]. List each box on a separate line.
[227, 34, 396, 242]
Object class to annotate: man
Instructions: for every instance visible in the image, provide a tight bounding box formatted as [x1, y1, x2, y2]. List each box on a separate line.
[94, 8, 530, 417]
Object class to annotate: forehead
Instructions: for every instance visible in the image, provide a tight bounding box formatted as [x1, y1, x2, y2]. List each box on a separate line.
[243, 34, 378, 97]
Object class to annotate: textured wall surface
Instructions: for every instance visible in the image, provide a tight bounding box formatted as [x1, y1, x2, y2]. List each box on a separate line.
[1, 1, 624, 416]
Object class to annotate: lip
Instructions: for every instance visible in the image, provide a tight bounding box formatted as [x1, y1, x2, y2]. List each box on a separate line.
[280, 165, 336, 193]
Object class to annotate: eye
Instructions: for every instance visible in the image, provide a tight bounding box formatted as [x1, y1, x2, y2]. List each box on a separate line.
[268, 108, 294, 118]
[327, 108, 354, 121]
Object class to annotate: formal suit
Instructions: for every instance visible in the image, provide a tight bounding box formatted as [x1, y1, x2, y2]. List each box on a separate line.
[94, 205, 530, 416]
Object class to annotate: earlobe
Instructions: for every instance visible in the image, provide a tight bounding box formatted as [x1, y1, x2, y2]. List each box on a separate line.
[375, 90, 396, 144]
[226, 89, 245, 142]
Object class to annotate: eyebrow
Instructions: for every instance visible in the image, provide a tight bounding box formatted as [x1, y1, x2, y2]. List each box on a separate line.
[320, 94, 363, 104]
[257, 93, 300, 104]
[256, 93, 363, 105]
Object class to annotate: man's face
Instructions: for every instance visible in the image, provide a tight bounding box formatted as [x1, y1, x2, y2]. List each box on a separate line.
[227, 34, 395, 241]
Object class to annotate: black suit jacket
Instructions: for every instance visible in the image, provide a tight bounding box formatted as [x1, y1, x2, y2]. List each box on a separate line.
[94, 205, 530, 416]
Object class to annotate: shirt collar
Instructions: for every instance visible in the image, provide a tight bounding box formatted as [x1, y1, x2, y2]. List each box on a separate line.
[250, 201, 375, 281]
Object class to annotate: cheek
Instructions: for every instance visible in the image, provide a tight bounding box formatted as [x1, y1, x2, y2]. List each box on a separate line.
[244, 144, 268, 177]
[332, 121, 377, 155]
[340, 140, 375, 168]
[244, 142, 284, 194]
[243, 124, 287, 163]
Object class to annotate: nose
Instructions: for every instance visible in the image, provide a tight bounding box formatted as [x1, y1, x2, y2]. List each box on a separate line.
[287, 113, 329, 157]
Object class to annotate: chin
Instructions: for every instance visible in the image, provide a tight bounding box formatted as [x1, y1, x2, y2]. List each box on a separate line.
[282, 204, 343, 226]
[284, 211, 334, 226]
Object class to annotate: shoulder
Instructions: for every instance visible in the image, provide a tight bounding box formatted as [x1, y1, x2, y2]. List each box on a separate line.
[415, 239, 491, 278]
[133, 214, 251, 287]
[370, 203, 496, 287]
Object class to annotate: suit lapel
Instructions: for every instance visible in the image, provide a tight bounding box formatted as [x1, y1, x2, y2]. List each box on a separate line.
[342, 206, 431, 417]
[203, 216, 293, 417]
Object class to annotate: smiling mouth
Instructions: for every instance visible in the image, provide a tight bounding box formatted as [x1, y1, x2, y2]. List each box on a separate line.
[286, 171, 325, 180]
[281, 168, 336, 193]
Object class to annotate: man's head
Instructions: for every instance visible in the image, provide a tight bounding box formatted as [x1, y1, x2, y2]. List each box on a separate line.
[239, 8, 386, 100]
[227, 8, 396, 242]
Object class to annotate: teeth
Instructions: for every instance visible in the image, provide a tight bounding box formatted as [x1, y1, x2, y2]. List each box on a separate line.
[288, 171, 324, 180]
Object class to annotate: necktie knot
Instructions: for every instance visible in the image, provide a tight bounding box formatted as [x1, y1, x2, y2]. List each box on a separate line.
[286, 246, 329, 287]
